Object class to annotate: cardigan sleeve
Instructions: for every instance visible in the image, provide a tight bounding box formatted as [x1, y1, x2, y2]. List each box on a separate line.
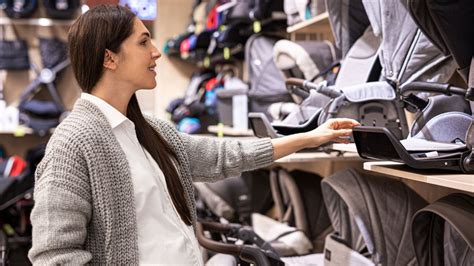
[28, 136, 93, 265]
[178, 133, 274, 182]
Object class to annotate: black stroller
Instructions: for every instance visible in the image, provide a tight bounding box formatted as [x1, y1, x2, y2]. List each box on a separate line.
[197, 168, 429, 265]
[0, 144, 46, 265]
[196, 168, 332, 265]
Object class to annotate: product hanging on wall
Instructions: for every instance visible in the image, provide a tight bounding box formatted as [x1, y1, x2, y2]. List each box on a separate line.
[2, 0, 38, 18]
[0, 25, 30, 70]
[42, 0, 81, 20]
[18, 38, 69, 136]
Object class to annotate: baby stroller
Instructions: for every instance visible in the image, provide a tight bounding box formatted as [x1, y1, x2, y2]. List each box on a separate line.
[196, 168, 332, 264]
[353, 0, 474, 173]
[17, 38, 70, 136]
[250, 0, 457, 141]
[411, 193, 474, 265]
[249, 0, 383, 138]
[0, 144, 46, 265]
[273, 0, 370, 85]
[197, 168, 428, 265]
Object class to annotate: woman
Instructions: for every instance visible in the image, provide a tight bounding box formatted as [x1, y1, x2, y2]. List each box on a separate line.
[28, 5, 358, 265]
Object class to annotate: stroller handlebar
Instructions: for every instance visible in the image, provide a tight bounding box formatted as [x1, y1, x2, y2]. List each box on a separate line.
[285, 78, 342, 99]
[401, 81, 468, 98]
[196, 221, 274, 266]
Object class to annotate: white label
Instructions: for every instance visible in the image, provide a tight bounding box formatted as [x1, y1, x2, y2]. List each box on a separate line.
[232, 94, 248, 130]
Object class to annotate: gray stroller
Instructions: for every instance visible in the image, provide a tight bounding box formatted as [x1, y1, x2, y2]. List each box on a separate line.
[353, 0, 474, 173]
[250, 0, 456, 141]
[197, 168, 429, 266]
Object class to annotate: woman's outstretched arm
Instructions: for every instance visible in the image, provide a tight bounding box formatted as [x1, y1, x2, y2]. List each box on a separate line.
[271, 118, 359, 160]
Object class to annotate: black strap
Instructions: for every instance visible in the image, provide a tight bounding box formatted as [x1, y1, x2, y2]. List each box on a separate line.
[469, 57, 474, 90]
[270, 228, 306, 242]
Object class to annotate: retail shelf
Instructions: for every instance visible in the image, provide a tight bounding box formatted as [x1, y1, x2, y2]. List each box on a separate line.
[276, 150, 360, 164]
[330, 143, 358, 153]
[287, 12, 329, 33]
[0, 17, 74, 26]
[364, 161, 474, 193]
[197, 44, 244, 68]
[0, 126, 54, 136]
[207, 124, 254, 136]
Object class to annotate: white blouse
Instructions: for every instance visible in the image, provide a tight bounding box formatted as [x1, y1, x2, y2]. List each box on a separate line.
[81, 93, 203, 265]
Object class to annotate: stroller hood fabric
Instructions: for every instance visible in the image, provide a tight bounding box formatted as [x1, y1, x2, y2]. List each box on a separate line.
[412, 193, 474, 266]
[408, 0, 474, 83]
[321, 169, 427, 265]
[362, 0, 456, 86]
[273, 39, 337, 81]
[325, 0, 371, 58]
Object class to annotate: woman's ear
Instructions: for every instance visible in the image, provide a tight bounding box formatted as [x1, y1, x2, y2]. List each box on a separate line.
[103, 49, 117, 70]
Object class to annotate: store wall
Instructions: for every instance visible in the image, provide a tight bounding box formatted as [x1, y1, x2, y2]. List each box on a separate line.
[151, 0, 198, 119]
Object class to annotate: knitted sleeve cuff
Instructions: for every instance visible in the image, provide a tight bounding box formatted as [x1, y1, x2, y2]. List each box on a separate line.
[240, 137, 274, 170]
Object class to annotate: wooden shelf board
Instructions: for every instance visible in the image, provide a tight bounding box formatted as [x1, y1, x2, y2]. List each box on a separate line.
[0, 17, 74, 26]
[207, 125, 254, 137]
[276, 151, 360, 164]
[364, 161, 474, 193]
[330, 143, 358, 153]
[287, 12, 330, 33]
[0, 126, 54, 136]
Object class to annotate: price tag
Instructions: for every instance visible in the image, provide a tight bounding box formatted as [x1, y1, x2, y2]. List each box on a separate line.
[223, 47, 230, 60]
[13, 126, 26, 137]
[217, 123, 224, 138]
[3, 224, 15, 236]
[253, 21, 262, 33]
[203, 56, 210, 68]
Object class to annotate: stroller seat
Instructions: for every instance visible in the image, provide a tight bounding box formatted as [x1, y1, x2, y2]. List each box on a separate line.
[353, 0, 474, 173]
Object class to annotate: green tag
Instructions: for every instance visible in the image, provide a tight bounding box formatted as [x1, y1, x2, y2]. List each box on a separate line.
[217, 123, 224, 138]
[3, 224, 15, 236]
[203, 56, 210, 68]
[14, 126, 26, 137]
[220, 25, 227, 31]
[223, 47, 230, 60]
[253, 21, 262, 33]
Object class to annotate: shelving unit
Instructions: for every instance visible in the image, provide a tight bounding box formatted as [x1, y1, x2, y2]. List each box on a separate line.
[0, 12, 79, 158]
[286, 12, 333, 42]
[207, 124, 253, 137]
[0, 17, 74, 26]
[364, 161, 474, 193]
[0, 126, 54, 136]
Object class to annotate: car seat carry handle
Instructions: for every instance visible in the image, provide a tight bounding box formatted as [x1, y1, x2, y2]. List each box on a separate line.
[196, 221, 279, 266]
[285, 78, 342, 99]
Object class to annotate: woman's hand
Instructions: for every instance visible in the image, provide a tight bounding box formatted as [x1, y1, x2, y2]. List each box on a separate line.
[306, 118, 360, 147]
[271, 118, 360, 160]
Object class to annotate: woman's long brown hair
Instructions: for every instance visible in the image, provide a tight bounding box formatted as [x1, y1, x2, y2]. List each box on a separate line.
[68, 5, 192, 225]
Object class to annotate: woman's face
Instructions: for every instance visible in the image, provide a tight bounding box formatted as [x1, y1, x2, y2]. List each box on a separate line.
[113, 18, 161, 91]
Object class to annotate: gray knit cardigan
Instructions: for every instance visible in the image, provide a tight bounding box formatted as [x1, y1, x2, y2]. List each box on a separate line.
[28, 99, 274, 265]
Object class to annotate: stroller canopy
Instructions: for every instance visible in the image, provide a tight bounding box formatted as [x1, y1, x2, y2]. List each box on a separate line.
[321, 169, 427, 265]
[408, 0, 474, 84]
[412, 193, 474, 266]
[362, 0, 456, 86]
[325, 0, 371, 58]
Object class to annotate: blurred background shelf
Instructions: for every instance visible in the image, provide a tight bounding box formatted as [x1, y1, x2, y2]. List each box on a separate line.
[287, 12, 333, 42]
[0, 17, 74, 26]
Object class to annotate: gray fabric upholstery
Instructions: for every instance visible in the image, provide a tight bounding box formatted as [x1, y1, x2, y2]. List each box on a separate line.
[321, 169, 427, 265]
[412, 193, 474, 266]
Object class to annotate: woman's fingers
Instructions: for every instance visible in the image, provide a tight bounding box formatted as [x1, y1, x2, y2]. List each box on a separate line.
[332, 129, 353, 137]
[333, 138, 350, 144]
[327, 118, 360, 129]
